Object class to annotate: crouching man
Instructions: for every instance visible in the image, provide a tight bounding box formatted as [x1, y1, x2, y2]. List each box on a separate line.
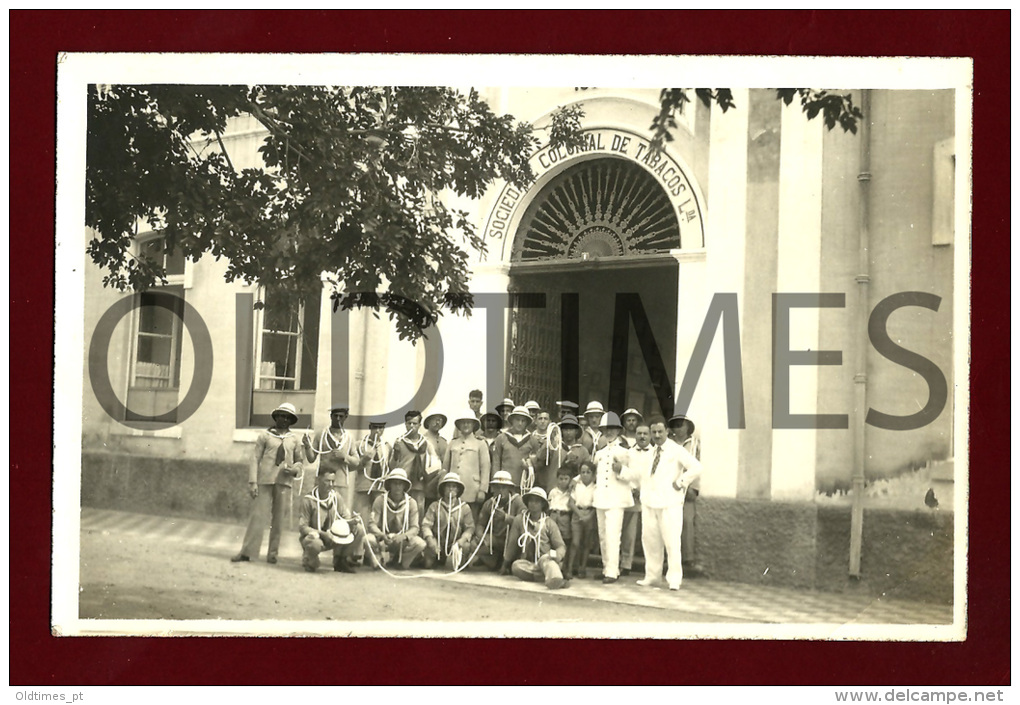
[421, 472, 475, 570]
[502, 487, 569, 590]
[298, 467, 365, 573]
[365, 468, 427, 570]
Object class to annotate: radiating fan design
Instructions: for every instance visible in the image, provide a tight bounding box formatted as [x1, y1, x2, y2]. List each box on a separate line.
[514, 158, 681, 261]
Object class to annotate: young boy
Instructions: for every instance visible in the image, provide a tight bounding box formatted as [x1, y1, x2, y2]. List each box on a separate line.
[568, 459, 597, 578]
[298, 467, 365, 573]
[531, 408, 563, 491]
[524, 400, 542, 432]
[353, 420, 390, 525]
[495, 397, 515, 425]
[468, 390, 484, 419]
[365, 468, 426, 570]
[303, 404, 360, 512]
[558, 415, 591, 475]
[233, 402, 304, 565]
[581, 401, 607, 455]
[443, 410, 491, 522]
[421, 410, 449, 507]
[389, 409, 439, 526]
[478, 411, 503, 454]
[421, 472, 476, 570]
[470, 470, 518, 571]
[491, 405, 540, 491]
[547, 467, 573, 564]
[502, 487, 569, 590]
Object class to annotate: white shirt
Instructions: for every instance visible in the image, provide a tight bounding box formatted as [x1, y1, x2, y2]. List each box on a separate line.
[622, 439, 702, 509]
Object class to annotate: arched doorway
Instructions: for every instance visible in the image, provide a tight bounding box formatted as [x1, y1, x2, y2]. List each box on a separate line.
[506, 156, 683, 417]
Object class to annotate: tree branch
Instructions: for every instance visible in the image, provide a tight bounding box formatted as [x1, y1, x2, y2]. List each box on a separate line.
[244, 100, 313, 164]
[214, 128, 235, 172]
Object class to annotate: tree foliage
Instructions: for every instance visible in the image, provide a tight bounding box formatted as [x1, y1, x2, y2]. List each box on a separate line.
[649, 87, 863, 152]
[87, 84, 539, 340]
[86, 84, 862, 341]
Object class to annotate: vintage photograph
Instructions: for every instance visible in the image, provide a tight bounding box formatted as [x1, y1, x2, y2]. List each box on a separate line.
[52, 54, 971, 639]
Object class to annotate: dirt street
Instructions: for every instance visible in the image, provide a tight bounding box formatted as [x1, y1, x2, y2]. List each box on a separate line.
[78, 527, 737, 629]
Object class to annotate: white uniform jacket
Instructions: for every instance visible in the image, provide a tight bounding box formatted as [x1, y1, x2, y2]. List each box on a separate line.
[592, 439, 634, 510]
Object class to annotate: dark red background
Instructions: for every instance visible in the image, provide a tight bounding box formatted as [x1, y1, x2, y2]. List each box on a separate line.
[11, 10, 1009, 685]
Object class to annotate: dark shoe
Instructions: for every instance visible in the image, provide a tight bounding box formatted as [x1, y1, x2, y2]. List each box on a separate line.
[621, 568, 631, 576]
[304, 565, 317, 573]
[266, 556, 277, 564]
[602, 576, 618, 584]
[230, 554, 250, 563]
[684, 564, 707, 579]
[335, 559, 357, 574]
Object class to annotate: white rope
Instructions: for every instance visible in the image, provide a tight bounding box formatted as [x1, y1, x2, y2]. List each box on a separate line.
[541, 422, 563, 466]
[308, 486, 338, 531]
[516, 510, 547, 567]
[313, 427, 347, 456]
[359, 436, 389, 493]
[357, 498, 498, 580]
[380, 495, 411, 564]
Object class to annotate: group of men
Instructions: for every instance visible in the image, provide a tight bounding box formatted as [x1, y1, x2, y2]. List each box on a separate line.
[231, 391, 705, 592]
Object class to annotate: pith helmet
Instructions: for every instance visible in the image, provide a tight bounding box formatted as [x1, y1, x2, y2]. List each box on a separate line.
[668, 414, 695, 433]
[453, 410, 481, 433]
[328, 517, 354, 545]
[489, 470, 516, 487]
[423, 410, 448, 429]
[507, 405, 533, 423]
[522, 486, 550, 511]
[558, 414, 580, 429]
[271, 402, 299, 424]
[437, 472, 465, 497]
[383, 468, 412, 490]
[480, 411, 504, 429]
[598, 411, 623, 429]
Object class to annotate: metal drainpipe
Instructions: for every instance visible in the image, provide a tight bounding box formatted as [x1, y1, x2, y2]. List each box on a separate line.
[849, 90, 872, 578]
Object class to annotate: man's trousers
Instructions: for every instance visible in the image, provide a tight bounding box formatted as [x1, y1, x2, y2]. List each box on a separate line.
[240, 483, 291, 561]
[595, 507, 625, 579]
[620, 505, 641, 571]
[365, 533, 426, 569]
[640, 504, 685, 588]
[300, 526, 365, 571]
[510, 556, 565, 588]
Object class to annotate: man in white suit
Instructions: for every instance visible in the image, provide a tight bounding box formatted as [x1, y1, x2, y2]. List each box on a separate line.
[617, 416, 702, 591]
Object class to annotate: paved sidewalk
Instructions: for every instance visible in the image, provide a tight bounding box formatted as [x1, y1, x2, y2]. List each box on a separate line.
[79, 507, 953, 626]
